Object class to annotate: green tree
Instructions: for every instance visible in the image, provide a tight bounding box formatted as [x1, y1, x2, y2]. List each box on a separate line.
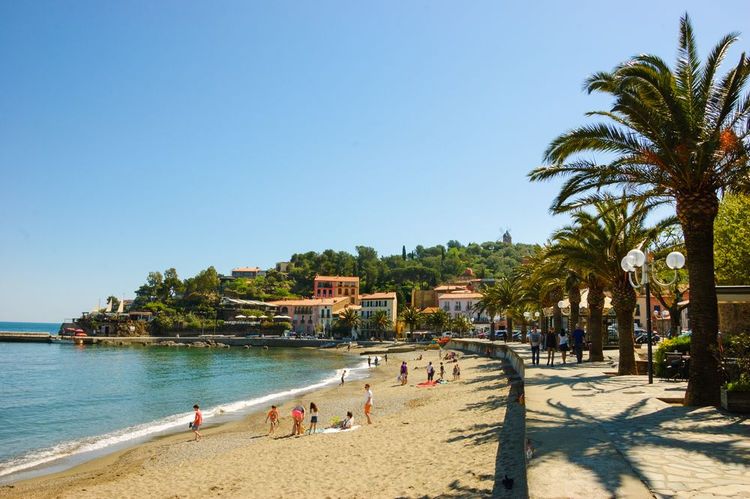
[451, 316, 472, 337]
[715, 193, 750, 285]
[476, 285, 502, 341]
[369, 310, 391, 339]
[549, 197, 675, 374]
[399, 306, 423, 336]
[425, 309, 450, 334]
[529, 15, 750, 405]
[336, 308, 361, 337]
[106, 295, 121, 312]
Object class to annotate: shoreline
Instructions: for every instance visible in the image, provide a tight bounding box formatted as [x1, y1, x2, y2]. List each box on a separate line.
[0, 347, 369, 485]
[2, 349, 516, 498]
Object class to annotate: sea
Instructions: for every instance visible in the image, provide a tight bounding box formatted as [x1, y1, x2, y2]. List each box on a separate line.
[0, 322, 366, 483]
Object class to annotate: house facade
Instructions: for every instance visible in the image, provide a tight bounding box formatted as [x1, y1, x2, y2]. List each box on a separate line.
[313, 275, 360, 303]
[231, 267, 265, 279]
[359, 292, 398, 327]
[437, 292, 486, 322]
[269, 297, 349, 335]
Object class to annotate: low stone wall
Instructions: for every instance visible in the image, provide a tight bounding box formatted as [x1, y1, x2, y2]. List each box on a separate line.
[448, 339, 528, 499]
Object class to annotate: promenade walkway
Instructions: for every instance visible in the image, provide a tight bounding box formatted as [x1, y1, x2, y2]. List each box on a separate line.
[510, 344, 750, 499]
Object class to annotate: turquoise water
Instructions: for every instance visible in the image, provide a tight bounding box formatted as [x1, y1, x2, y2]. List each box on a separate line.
[0, 321, 61, 334]
[0, 341, 363, 481]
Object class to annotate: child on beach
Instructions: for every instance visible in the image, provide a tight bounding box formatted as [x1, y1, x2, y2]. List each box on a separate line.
[364, 384, 373, 424]
[191, 404, 203, 441]
[265, 405, 279, 435]
[309, 402, 319, 434]
[341, 369, 346, 385]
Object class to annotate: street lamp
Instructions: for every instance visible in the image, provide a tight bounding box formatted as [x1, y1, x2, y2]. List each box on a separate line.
[621, 248, 685, 383]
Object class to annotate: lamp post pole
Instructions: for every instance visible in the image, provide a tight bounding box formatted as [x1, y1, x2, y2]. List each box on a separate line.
[622, 248, 685, 386]
[643, 259, 654, 384]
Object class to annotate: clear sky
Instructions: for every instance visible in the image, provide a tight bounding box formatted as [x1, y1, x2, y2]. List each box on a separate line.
[1, 1, 748, 322]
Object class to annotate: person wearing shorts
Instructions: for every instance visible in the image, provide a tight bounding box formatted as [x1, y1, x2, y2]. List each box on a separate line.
[364, 384, 373, 424]
[309, 402, 319, 434]
[192, 404, 203, 441]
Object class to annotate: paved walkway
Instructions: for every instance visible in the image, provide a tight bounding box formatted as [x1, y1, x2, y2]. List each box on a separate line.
[510, 344, 750, 499]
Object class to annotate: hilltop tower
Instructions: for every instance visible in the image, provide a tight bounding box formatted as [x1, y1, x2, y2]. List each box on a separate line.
[502, 230, 512, 244]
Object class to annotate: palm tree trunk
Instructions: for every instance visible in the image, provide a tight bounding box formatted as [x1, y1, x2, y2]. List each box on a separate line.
[507, 317, 514, 341]
[611, 276, 637, 375]
[553, 303, 563, 333]
[587, 283, 605, 361]
[521, 319, 528, 343]
[678, 195, 720, 406]
[569, 285, 581, 332]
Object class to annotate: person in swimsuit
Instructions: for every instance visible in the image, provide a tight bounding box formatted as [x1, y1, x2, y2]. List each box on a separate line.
[265, 405, 279, 435]
[340, 369, 346, 385]
[191, 404, 203, 441]
[291, 405, 305, 436]
[363, 384, 373, 424]
[308, 402, 319, 434]
[400, 361, 408, 385]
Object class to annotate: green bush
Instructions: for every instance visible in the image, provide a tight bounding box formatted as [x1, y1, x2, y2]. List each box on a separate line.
[726, 375, 750, 392]
[260, 321, 292, 333]
[654, 336, 691, 377]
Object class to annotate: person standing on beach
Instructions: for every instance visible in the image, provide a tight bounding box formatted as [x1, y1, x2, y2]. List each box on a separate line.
[426, 362, 435, 382]
[384, 353, 388, 364]
[368, 356, 371, 367]
[291, 405, 305, 436]
[529, 327, 542, 365]
[545, 330, 558, 366]
[341, 369, 346, 385]
[308, 402, 319, 434]
[400, 361, 408, 385]
[439, 362, 445, 380]
[191, 404, 203, 441]
[572, 325, 586, 363]
[374, 356, 379, 367]
[265, 405, 280, 435]
[363, 384, 373, 424]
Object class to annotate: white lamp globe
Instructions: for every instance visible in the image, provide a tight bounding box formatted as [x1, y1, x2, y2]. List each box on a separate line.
[627, 249, 646, 267]
[557, 300, 566, 309]
[523, 311, 531, 319]
[666, 251, 686, 270]
[621, 256, 635, 272]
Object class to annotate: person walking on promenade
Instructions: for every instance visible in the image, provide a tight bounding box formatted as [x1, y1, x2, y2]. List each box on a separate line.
[529, 326, 542, 365]
[191, 404, 203, 441]
[400, 361, 408, 385]
[558, 329, 570, 364]
[426, 362, 435, 382]
[545, 329, 558, 366]
[572, 325, 586, 363]
[363, 384, 373, 424]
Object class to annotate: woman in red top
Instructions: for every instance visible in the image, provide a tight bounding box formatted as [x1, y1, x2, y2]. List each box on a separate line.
[192, 404, 203, 441]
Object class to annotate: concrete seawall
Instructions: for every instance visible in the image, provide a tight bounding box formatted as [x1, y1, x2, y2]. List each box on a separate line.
[0, 332, 53, 342]
[448, 339, 528, 499]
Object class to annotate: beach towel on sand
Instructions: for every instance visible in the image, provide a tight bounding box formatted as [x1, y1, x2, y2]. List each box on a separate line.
[321, 425, 361, 434]
[417, 381, 437, 387]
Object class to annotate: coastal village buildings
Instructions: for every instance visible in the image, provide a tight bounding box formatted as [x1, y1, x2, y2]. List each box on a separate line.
[438, 291, 487, 322]
[360, 292, 398, 327]
[313, 275, 360, 303]
[269, 297, 349, 335]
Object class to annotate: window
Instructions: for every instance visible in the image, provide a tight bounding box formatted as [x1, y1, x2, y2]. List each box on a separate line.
[455, 301, 462, 311]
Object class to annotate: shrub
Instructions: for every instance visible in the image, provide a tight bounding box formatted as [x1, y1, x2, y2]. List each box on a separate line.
[724, 332, 750, 391]
[654, 336, 691, 377]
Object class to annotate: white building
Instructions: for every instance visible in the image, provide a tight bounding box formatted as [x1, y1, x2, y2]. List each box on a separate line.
[359, 292, 398, 327]
[438, 292, 486, 322]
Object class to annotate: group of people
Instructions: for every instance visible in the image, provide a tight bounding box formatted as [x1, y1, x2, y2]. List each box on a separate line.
[367, 354, 387, 367]
[262, 383, 373, 437]
[528, 325, 587, 366]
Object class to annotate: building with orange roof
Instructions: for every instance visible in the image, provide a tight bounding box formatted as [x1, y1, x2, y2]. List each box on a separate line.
[269, 297, 350, 335]
[360, 292, 398, 328]
[313, 275, 360, 303]
[438, 292, 489, 323]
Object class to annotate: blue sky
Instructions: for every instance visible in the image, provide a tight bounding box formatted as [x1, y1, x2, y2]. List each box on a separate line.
[1, 1, 748, 322]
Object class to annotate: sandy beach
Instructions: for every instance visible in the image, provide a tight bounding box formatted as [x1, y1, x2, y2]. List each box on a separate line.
[0, 349, 513, 499]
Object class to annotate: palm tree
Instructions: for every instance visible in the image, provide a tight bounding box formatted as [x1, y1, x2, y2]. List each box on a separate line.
[426, 308, 450, 334]
[529, 15, 750, 405]
[370, 310, 391, 340]
[451, 316, 472, 337]
[399, 306, 423, 338]
[336, 308, 361, 338]
[550, 197, 675, 373]
[475, 285, 502, 341]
